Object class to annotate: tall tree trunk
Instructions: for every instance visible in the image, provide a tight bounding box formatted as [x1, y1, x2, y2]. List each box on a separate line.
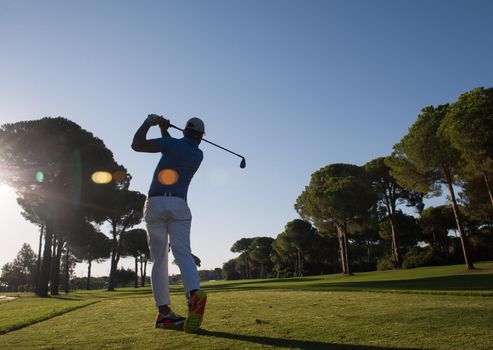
[50, 235, 57, 293]
[109, 226, 126, 290]
[444, 166, 475, 269]
[134, 257, 139, 288]
[337, 229, 346, 274]
[108, 230, 118, 291]
[108, 253, 117, 291]
[35, 225, 44, 292]
[141, 257, 147, 287]
[337, 225, 350, 275]
[483, 171, 493, 208]
[388, 214, 402, 267]
[37, 221, 53, 297]
[50, 234, 59, 295]
[86, 260, 92, 290]
[64, 247, 70, 293]
[51, 237, 63, 295]
[342, 227, 350, 275]
[384, 194, 402, 267]
[139, 258, 144, 287]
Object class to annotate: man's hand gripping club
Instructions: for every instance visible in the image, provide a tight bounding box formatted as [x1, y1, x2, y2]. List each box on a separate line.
[132, 114, 171, 153]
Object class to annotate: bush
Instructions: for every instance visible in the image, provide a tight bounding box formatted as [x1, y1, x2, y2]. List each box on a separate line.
[70, 276, 108, 290]
[377, 256, 398, 271]
[113, 268, 135, 287]
[402, 246, 445, 269]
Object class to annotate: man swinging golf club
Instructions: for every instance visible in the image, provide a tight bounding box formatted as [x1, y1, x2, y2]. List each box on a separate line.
[132, 114, 207, 332]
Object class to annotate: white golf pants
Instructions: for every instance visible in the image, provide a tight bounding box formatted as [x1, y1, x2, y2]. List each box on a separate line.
[144, 196, 200, 307]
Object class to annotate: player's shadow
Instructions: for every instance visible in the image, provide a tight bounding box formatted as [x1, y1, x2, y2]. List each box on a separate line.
[196, 329, 421, 350]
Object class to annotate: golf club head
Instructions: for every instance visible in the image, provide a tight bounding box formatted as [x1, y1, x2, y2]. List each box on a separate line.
[240, 157, 246, 169]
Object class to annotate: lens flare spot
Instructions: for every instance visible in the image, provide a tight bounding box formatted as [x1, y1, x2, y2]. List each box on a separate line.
[35, 171, 44, 182]
[158, 169, 179, 185]
[92, 171, 112, 184]
[112, 170, 126, 182]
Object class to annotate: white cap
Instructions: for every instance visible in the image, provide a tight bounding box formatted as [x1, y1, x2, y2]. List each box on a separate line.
[185, 117, 205, 134]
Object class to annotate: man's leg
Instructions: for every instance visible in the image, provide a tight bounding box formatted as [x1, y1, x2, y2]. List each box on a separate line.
[145, 198, 186, 328]
[169, 219, 200, 295]
[146, 220, 171, 308]
[169, 215, 206, 333]
[147, 220, 186, 328]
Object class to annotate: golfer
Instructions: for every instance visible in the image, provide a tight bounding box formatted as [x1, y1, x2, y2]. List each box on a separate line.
[131, 114, 207, 332]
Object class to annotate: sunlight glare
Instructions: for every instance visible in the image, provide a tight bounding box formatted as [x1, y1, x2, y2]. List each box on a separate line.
[91, 171, 112, 184]
[35, 171, 44, 182]
[112, 170, 126, 182]
[158, 169, 179, 185]
[0, 184, 40, 268]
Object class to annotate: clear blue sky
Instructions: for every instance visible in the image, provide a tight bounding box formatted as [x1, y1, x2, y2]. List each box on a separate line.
[1, 0, 492, 276]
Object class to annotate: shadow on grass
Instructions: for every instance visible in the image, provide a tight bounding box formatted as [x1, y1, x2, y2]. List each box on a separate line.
[109, 289, 153, 296]
[51, 295, 85, 301]
[197, 329, 421, 350]
[200, 274, 493, 295]
[0, 300, 99, 335]
[49, 289, 154, 302]
[317, 274, 493, 291]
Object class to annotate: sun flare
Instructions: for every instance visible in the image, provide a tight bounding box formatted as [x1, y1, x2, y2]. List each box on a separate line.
[0, 184, 16, 202]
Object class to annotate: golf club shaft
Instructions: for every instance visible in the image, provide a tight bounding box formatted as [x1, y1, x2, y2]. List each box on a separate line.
[169, 124, 244, 160]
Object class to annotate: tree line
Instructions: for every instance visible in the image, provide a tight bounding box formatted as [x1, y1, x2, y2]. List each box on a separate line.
[223, 87, 493, 279]
[0, 118, 151, 295]
[1, 241, 222, 292]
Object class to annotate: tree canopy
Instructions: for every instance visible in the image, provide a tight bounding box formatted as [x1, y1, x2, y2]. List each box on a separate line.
[0, 117, 127, 295]
[442, 87, 493, 207]
[296, 163, 376, 275]
[365, 156, 423, 266]
[387, 105, 474, 269]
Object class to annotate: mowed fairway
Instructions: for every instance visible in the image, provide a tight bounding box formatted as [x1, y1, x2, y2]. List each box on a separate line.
[1, 263, 492, 350]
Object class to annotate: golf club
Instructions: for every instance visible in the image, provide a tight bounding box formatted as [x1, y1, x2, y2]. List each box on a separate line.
[169, 123, 246, 169]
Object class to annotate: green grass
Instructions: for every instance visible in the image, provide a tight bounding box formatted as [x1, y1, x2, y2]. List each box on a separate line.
[0, 294, 99, 335]
[199, 261, 493, 296]
[0, 288, 167, 335]
[1, 262, 492, 349]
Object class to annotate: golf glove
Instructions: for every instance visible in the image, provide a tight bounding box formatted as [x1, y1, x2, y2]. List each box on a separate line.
[159, 117, 170, 129]
[145, 114, 163, 126]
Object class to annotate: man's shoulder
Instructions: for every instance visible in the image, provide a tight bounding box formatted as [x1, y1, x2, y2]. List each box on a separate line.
[160, 136, 180, 146]
[163, 135, 179, 142]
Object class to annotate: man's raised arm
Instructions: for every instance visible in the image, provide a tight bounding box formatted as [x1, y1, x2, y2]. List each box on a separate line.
[131, 114, 169, 153]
